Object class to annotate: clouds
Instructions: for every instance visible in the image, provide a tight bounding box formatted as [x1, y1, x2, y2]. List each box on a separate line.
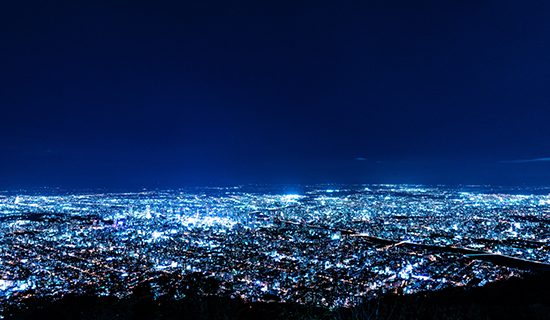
[500, 157, 550, 164]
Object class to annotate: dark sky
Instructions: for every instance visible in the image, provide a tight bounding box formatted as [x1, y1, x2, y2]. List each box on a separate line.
[1, 0, 550, 189]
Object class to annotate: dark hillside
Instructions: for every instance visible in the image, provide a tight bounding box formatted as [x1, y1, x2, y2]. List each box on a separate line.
[6, 272, 549, 320]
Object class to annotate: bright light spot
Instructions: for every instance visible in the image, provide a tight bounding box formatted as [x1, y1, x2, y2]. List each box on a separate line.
[151, 231, 163, 240]
[398, 263, 418, 280]
[330, 232, 341, 240]
[281, 194, 303, 202]
[180, 216, 237, 229]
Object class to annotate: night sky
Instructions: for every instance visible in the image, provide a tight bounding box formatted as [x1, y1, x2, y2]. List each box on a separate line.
[2, 1, 550, 189]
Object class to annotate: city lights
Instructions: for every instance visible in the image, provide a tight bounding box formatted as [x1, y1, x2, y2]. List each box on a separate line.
[0, 185, 548, 317]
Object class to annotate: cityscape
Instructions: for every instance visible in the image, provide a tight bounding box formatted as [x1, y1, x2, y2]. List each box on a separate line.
[1, 185, 549, 318]
[3, 0, 550, 318]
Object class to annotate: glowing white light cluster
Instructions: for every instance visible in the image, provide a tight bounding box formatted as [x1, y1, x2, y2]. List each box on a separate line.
[179, 215, 238, 229]
[0, 279, 35, 294]
[281, 194, 303, 202]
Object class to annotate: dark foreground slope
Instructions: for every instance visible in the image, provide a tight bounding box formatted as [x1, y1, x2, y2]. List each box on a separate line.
[6, 272, 550, 320]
